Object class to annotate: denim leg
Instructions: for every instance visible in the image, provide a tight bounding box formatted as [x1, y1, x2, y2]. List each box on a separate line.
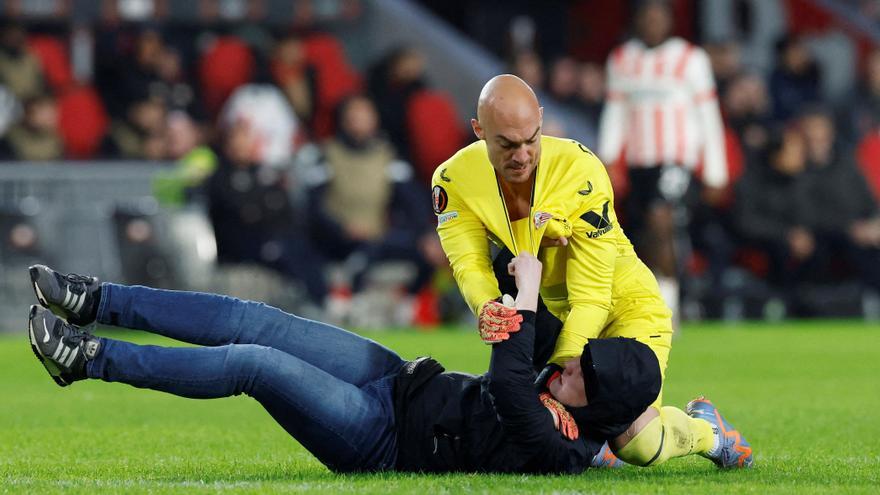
[97, 283, 405, 386]
[87, 338, 398, 472]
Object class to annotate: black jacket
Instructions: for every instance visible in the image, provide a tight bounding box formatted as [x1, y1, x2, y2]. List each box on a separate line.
[393, 311, 601, 473]
[490, 248, 661, 442]
[800, 151, 879, 235]
[734, 162, 810, 244]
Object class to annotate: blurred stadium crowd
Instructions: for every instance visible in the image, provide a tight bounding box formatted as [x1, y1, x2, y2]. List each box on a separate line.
[1, 0, 879, 325]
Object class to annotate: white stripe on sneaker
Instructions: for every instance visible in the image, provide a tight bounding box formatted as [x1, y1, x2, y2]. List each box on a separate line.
[64, 347, 79, 367]
[72, 292, 86, 314]
[66, 292, 76, 310]
[58, 346, 70, 364]
[62, 288, 73, 308]
[52, 342, 64, 360]
[67, 291, 81, 311]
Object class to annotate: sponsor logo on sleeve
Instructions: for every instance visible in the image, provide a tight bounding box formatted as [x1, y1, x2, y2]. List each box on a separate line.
[439, 168, 451, 182]
[432, 185, 448, 214]
[437, 211, 459, 225]
[580, 201, 613, 238]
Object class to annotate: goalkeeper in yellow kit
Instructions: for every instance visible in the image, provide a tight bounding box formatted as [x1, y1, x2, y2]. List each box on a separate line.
[432, 74, 752, 469]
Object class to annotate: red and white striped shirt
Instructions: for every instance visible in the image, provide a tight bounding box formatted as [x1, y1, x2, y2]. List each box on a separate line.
[598, 37, 728, 188]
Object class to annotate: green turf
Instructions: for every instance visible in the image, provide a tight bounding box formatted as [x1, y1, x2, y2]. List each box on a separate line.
[1, 320, 878, 494]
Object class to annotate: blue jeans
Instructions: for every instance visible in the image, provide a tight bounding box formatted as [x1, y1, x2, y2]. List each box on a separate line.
[87, 283, 405, 472]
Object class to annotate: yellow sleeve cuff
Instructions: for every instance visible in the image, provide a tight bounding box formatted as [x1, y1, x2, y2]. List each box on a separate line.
[548, 303, 610, 365]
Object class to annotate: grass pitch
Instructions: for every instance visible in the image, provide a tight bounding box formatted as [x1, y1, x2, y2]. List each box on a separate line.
[1, 320, 878, 494]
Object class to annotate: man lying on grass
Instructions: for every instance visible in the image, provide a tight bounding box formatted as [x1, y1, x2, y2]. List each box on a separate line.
[25, 253, 750, 473]
[26, 254, 647, 473]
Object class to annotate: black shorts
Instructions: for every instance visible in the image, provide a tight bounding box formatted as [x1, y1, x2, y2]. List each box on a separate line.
[625, 165, 695, 231]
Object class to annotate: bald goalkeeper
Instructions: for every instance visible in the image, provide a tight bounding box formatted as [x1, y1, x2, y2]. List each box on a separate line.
[431, 75, 752, 469]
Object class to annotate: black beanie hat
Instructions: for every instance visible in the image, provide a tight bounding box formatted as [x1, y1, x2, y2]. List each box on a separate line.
[571, 337, 662, 440]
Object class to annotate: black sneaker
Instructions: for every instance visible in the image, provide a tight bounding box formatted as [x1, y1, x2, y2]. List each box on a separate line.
[29, 264, 100, 326]
[28, 305, 100, 387]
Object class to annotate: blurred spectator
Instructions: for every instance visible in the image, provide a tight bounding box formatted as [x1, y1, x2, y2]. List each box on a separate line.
[796, 108, 880, 292]
[0, 94, 62, 161]
[208, 120, 328, 306]
[769, 35, 820, 123]
[271, 34, 316, 126]
[576, 62, 604, 132]
[547, 56, 579, 104]
[152, 111, 218, 206]
[306, 95, 437, 296]
[101, 97, 167, 159]
[98, 26, 166, 119]
[510, 50, 544, 91]
[734, 128, 811, 293]
[704, 39, 742, 97]
[368, 46, 427, 161]
[723, 72, 773, 164]
[151, 46, 204, 120]
[841, 48, 880, 147]
[219, 82, 299, 167]
[0, 22, 45, 101]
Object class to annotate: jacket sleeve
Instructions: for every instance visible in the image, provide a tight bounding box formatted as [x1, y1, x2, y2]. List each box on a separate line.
[488, 310, 589, 473]
[549, 159, 617, 365]
[432, 174, 501, 315]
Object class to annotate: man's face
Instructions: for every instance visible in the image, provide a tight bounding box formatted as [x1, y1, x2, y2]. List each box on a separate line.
[472, 108, 543, 184]
[800, 113, 835, 163]
[548, 358, 588, 407]
[341, 97, 379, 144]
[636, 3, 672, 47]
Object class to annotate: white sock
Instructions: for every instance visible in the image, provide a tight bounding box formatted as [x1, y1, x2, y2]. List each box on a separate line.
[657, 276, 680, 325]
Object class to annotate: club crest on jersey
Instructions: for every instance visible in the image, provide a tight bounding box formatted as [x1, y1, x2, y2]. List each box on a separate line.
[432, 185, 448, 214]
[534, 211, 553, 229]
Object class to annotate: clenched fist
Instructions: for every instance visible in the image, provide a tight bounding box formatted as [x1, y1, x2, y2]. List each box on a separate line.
[478, 295, 522, 344]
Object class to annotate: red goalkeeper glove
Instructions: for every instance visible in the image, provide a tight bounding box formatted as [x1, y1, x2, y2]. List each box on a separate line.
[478, 295, 522, 344]
[539, 392, 579, 441]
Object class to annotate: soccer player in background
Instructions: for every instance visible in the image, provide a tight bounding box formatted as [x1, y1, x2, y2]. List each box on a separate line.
[431, 74, 750, 468]
[598, 0, 728, 325]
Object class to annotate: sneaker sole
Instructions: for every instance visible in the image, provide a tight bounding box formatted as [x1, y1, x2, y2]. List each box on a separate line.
[27, 306, 69, 387]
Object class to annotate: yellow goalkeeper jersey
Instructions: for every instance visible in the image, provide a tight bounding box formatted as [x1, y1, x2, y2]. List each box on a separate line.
[432, 136, 672, 365]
